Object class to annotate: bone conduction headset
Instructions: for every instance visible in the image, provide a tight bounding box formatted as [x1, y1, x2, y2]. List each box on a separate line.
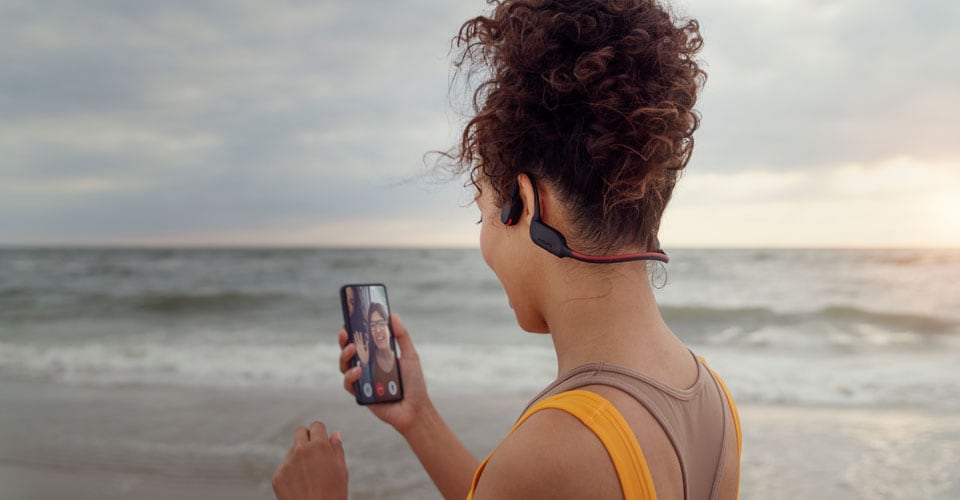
[500, 174, 669, 264]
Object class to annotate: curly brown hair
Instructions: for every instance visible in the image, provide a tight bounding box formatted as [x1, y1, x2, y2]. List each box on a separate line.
[450, 0, 706, 254]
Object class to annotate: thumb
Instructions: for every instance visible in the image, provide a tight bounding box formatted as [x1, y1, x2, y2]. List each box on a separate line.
[390, 314, 418, 360]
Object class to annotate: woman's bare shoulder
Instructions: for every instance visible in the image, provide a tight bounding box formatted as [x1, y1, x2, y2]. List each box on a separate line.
[471, 407, 622, 500]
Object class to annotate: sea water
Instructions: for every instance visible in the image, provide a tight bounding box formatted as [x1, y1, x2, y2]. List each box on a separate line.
[1, 247, 958, 410]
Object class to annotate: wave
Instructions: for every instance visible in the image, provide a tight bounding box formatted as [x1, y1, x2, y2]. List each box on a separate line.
[325, 255, 383, 270]
[862, 249, 960, 267]
[0, 289, 304, 321]
[663, 304, 958, 340]
[700, 348, 960, 411]
[817, 305, 957, 333]
[663, 305, 778, 324]
[2, 340, 958, 410]
[132, 291, 294, 313]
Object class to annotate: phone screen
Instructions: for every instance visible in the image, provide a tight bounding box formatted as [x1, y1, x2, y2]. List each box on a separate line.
[340, 284, 403, 405]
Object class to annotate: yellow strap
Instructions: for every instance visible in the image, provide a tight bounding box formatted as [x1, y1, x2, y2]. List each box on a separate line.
[467, 390, 656, 500]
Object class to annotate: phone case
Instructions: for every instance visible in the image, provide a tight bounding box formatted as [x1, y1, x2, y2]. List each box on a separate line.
[339, 283, 404, 405]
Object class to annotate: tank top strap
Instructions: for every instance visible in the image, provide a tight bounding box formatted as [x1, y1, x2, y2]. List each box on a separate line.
[572, 373, 691, 488]
[517, 355, 732, 500]
[467, 389, 656, 500]
[699, 357, 742, 500]
[698, 357, 741, 457]
[521, 361, 699, 482]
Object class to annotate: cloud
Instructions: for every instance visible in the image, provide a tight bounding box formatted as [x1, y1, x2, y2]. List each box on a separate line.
[688, 0, 960, 170]
[0, 0, 956, 246]
[662, 156, 960, 247]
[0, 1, 485, 243]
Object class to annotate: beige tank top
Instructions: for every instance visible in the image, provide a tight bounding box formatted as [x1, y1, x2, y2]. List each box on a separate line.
[521, 355, 738, 500]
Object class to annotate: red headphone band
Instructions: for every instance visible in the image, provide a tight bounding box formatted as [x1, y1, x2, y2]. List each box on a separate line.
[568, 249, 669, 264]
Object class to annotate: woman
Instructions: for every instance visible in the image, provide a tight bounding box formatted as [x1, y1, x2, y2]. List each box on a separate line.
[344, 286, 377, 397]
[357, 302, 400, 399]
[272, 1, 741, 499]
[351, 302, 401, 400]
[344, 286, 368, 349]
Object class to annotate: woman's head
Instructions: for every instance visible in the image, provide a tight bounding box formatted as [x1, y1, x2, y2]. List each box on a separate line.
[453, 0, 706, 254]
[368, 302, 391, 350]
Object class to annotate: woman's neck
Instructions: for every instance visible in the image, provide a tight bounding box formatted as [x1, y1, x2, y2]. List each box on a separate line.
[539, 262, 695, 386]
[376, 349, 395, 371]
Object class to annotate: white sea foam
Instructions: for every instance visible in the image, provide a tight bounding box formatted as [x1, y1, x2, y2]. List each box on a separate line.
[0, 340, 340, 389]
[2, 339, 958, 410]
[701, 347, 960, 411]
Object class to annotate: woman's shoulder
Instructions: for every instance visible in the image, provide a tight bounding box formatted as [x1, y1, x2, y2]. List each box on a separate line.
[471, 404, 623, 500]
[472, 386, 683, 500]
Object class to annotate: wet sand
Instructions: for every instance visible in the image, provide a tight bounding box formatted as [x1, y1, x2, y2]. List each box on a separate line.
[1, 378, 958, 499]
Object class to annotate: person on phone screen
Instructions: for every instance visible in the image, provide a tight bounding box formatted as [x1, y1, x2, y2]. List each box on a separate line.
[344, 286, 374, 394]
[273, 1, 741, 499]
[344, 286, 368, 351]
[356, 302, 399, 399]
[343, 287, 365, 330]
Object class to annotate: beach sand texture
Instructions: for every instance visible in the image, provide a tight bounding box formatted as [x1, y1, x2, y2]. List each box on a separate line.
[2, 379, 959, 500]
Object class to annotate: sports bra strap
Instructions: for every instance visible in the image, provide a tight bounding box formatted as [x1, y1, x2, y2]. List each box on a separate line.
[466, 390, 657, 500]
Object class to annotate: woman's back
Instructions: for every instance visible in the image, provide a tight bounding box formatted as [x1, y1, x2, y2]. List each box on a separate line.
[470, 353, 740, 500]
[578, 360, 741, 500]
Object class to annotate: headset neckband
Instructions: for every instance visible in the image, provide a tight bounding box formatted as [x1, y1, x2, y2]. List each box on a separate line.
[525, 174, 669, 264]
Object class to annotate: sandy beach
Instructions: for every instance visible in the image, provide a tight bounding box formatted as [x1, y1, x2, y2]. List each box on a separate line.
[0, 378, 523, 500]
[1, 378, 959, 499]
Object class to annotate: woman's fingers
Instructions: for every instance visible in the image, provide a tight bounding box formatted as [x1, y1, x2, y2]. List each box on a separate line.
[293, 426, 309, 447]
[339, 343, 356, 374]
[308, 421, 329, 444]
[390, 314, 418, 360]
[329, 430, 344, 461]
[342, 366, 360, 395]
[275, 420, 348, 499]
[340, 325, 361, 395]
[330, 430, 343, 451]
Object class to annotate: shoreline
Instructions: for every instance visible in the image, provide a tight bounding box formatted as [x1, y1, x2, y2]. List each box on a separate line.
[1, 378, 958, 499]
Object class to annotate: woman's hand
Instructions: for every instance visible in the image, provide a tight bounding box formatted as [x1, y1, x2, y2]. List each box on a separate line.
[272, 421, 348, 500]
[352, 330, 370, 366]
[338, 314, 433, 435]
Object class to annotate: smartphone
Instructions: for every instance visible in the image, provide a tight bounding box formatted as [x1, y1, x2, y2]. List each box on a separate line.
[339, 283, 403, 405]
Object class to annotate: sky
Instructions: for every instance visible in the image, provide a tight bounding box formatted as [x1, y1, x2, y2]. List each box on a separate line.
[1, 0, 958, 248]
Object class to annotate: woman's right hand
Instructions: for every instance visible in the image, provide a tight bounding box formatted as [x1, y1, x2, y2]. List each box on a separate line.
[338, 314, 432, 436]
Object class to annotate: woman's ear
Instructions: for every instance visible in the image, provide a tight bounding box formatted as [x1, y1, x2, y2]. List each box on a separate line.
[515, 173, 537, 226]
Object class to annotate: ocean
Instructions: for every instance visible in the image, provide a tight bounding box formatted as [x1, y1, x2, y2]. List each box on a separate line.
[1, 247, 959, 499]
[2, 247, 958, 407]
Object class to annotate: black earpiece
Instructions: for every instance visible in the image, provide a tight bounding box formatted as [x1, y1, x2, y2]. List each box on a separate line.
[500, 182, 524, 226]
[505, 174, 670, 264]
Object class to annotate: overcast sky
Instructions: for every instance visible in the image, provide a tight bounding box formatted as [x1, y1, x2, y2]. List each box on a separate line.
[2, 0, 958, 248]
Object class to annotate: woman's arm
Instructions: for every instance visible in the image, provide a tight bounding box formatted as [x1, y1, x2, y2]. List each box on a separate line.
[471, 410, 622, 500]
[338, 315, 479, 499]
[399, 401, 479, 499]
